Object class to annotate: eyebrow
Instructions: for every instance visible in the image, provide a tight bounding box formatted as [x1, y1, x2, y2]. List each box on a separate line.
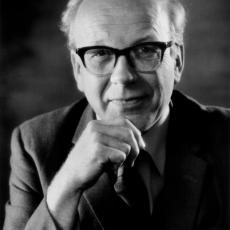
[130, 35, 159, 46]
[78, 34, 160, 50]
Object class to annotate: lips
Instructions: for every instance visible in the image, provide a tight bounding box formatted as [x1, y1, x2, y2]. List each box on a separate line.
[109, 95, 148, 108]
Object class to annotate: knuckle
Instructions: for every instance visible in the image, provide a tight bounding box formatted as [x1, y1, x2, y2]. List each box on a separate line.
[93, 146, 106, 164]
[117, 152, 126, 164]
[120, 153, 126, 162]
[108, 150, 126, 165]
[123, 143, 131, 154]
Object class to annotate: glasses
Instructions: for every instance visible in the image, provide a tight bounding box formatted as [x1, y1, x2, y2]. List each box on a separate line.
[75, 41, 173, 75]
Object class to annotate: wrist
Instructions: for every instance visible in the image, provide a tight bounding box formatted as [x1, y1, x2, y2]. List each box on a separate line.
[47, 165, 83, 213]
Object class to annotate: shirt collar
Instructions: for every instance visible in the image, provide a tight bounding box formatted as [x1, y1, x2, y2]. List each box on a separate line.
[142, 107, 170, 175]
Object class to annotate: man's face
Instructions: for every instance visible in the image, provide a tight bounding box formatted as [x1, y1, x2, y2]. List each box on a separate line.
[71, 0, 183, 131]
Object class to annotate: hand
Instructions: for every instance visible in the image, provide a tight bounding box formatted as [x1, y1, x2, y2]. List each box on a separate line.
[63, 118, 145, 191]
[47, 118, 145, 222]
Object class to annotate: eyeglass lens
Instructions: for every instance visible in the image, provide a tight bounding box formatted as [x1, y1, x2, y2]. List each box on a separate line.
[83, 43, 164, 75]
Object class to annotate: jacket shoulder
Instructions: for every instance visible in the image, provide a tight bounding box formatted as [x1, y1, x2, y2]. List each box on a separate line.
[14, 98, 88, 157]
[172, 90, 230, 123]
[171, 90, 230, 154]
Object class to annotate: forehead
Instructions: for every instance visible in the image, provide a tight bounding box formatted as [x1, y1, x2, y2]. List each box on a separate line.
[71, 0, 170, 48]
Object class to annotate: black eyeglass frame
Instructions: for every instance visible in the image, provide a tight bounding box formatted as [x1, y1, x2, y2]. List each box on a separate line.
[75, 41, 174, 73]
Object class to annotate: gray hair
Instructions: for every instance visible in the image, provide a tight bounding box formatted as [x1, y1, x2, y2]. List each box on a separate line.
[60, 0, 187, 49]
[163, 0, 187, 44]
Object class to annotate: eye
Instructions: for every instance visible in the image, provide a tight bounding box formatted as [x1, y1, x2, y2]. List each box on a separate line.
[134, 44, 161, 59]
[86, 48, 113, 59]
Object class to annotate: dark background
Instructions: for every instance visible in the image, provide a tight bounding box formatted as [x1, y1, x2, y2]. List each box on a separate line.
[0, 0, 230, 228]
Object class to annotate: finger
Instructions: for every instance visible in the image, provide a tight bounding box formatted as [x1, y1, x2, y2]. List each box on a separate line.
[89, 120, 140, 157]
[96, 133, 131, 157]
[110, 118, 146, 166]
[125, 119, 146, 150]
[96, 132, 135, 170]
[100, 145, 127, 166]
[97, 118, 146, 149]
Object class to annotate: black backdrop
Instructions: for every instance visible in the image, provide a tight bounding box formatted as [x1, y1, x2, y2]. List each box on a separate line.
[1, 0, 230, 228]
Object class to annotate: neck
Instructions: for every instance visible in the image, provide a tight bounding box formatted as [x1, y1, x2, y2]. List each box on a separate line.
[142, 105, 170, 134]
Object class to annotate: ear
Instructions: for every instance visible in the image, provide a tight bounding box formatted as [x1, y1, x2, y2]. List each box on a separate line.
[70, 50, 84, 92]
[173, 44, 184, 84]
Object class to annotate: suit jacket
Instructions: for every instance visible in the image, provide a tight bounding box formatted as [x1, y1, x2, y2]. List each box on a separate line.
[3, 90, 230, 230]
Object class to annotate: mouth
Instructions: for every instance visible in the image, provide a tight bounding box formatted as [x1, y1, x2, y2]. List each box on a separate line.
[109, 95, 148, 108]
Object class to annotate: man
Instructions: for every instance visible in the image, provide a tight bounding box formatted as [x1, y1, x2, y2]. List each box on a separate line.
[3, 0, 230, 229]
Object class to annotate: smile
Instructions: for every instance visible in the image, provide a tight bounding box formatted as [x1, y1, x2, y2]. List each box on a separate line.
[109, 96, 148, 108]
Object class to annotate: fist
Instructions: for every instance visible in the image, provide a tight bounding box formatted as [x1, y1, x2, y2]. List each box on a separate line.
[63, 118, 145, 191]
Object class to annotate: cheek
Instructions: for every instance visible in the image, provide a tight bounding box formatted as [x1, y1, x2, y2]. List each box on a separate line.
[145, 60, 175, 109]
[82, 75, 109, 110]
[158, 56, 175, 93]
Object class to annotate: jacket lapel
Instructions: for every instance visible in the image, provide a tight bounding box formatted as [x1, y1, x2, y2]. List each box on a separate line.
[153, 146, 207, 230]
[153, 92, 208, 230]
[82, 171, 139, 230]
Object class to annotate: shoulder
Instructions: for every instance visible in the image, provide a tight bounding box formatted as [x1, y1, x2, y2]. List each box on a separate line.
[10, 98, 88, 184]
[171, 90, 230, 152]
[172, 90, 230, 125]
[19, 97, 87, 134]
[12, 98, 88, 158]
[170, 91, 229, 174]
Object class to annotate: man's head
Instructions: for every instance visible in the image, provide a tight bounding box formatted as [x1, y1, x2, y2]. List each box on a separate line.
[61, 0, 186, 131]
[61, 0, 186, 49]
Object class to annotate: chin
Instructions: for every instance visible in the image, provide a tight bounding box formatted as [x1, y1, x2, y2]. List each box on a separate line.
[125, 113, 157, 132]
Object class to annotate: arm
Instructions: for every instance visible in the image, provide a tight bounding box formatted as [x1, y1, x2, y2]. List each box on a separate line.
[4, 118, 145, 230]
[46, 118, 145, 229]
[3, 128, 59, 230]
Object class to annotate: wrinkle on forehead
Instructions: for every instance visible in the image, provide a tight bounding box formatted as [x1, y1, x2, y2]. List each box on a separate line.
[75, 0, 162, 25]
[78, 0, 153, 16]
[72, 0, 171, 47]
[74, 23, 164, 48]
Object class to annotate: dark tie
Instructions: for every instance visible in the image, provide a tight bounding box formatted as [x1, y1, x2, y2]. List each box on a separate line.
[114, 150, 150, 216]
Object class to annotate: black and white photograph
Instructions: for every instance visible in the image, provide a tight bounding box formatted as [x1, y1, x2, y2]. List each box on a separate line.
[1, 0, 230, 229]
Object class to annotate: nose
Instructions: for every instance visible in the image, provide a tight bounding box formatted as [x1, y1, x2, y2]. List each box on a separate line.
[110, 56, 137, 85]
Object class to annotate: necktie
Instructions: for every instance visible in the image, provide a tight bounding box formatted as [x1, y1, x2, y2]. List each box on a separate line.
[114, 150, 150, 216]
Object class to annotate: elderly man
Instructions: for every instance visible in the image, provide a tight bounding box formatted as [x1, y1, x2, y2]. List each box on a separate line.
[3, 0, 230, 229]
